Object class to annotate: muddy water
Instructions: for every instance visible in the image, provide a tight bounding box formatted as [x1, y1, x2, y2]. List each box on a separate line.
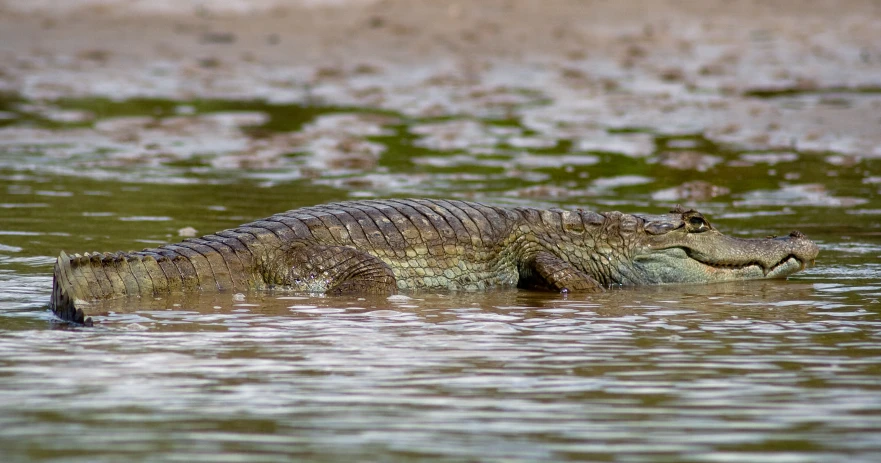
[1, 96, 880, 462]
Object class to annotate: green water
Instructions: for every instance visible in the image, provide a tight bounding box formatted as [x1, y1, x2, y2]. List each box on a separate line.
[1, 95, 880, 462]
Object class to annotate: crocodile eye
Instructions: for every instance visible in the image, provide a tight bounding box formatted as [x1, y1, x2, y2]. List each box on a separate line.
[688, 216, 709, 232]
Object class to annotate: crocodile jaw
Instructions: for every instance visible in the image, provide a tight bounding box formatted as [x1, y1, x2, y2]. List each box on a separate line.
[629, 229, 819, 285]
[631, 247, 811, 284]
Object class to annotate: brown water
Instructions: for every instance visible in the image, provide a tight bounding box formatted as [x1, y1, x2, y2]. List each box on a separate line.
[1, 96, 880, 462]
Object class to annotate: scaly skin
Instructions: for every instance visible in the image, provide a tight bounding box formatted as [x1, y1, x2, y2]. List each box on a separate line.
[49, 199, 820, 324]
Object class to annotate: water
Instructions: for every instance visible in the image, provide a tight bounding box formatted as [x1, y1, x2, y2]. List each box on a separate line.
[2, 286, 880, 462]
[1, 95, 880, 462]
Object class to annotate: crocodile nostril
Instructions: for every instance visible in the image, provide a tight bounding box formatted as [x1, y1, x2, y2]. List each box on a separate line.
[789, 230, 806, 239]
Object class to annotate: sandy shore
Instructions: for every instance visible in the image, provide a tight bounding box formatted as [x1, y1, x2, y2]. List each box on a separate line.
[1, 0, 880, 156]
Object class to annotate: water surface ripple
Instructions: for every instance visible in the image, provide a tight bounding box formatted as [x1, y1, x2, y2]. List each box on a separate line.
[1, 92, 881, 461]
[1, 281, 880, 462]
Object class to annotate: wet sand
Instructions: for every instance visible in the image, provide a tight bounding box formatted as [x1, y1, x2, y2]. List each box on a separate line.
[1, 0, 879, 158]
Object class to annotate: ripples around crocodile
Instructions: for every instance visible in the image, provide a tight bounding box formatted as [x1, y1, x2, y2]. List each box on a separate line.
[1, 274, 880, 462]
[1, 88, 881, 461]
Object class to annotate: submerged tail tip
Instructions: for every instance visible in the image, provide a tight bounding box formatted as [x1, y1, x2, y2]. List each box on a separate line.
[50, 251, 92, 326]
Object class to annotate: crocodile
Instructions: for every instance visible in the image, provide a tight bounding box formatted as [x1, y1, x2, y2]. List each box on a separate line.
[50, 199, 819, 324]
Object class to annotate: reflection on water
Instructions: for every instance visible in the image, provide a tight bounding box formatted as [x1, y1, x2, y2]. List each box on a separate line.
[1, 279, 880, 462]
[1, 95, 880, 462]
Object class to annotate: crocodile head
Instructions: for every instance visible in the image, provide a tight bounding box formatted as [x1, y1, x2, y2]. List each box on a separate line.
[620, 207, 819, 285]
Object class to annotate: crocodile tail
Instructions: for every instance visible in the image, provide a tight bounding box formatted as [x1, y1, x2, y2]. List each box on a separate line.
[48, 246, 238, 323]
[50, 251, 90, 324]
[50, 250, 154, 324]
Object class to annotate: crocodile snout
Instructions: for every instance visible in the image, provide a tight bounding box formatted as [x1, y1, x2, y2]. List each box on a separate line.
[784, 230, 819, 265]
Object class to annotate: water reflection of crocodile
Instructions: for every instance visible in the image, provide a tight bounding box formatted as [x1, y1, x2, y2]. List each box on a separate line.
[50, 199, 819, 325]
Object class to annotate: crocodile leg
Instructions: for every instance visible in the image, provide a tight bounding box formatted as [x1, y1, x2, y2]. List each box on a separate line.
[522, 251, 603, 293]
[258, 241, 398, 295]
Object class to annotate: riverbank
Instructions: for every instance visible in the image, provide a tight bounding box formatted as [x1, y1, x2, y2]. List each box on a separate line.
[1, 0, 879, 157]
